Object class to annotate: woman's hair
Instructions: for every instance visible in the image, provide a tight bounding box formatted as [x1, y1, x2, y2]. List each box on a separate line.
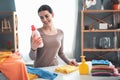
[38, 4, 53, 14]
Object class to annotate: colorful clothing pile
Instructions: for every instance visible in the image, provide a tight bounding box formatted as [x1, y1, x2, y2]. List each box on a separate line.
[0, 53, 29, 80]
[91, 60, 120, 76]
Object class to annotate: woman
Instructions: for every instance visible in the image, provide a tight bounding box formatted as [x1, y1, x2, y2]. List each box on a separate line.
[29, 4, 78, 67]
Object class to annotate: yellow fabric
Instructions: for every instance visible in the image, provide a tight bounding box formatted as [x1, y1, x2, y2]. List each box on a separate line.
[28, 73, 39, 80]
[0, 51, 12, 63]
[55, 65, 78, 74]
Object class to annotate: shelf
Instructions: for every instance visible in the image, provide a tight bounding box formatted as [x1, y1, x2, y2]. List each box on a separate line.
[81, 10, 120, 30]
[0, 49, 12, 52]
[83, 29, 120, 32]
[0, 32, 13, 34]
[83, 48, 120, 52]
[83, 10, 120, 13]
[0, 12, 13, 18]
[0, 12, 13, 14]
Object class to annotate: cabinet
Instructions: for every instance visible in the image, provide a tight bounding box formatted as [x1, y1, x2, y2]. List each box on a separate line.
[0, 11, 18, 52]
[81, 10, 120, 64]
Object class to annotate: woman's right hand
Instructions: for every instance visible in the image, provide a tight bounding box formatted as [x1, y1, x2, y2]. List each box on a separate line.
[31, 35, 43, 50]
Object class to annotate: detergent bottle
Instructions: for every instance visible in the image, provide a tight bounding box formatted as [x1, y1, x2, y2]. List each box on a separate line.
[31, 25, 44, 48]
[79, 56, 89, 75]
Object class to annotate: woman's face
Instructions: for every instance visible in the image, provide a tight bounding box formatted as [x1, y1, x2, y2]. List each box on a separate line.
[38, 10, 54, 26]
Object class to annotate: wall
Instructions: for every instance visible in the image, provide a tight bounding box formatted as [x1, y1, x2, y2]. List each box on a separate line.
[0, 0, 16, 11]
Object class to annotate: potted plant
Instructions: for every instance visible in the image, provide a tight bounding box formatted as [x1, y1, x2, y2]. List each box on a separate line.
[111, 0, 120, 10]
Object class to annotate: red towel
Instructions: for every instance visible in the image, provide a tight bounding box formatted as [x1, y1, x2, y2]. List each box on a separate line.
[92, 67, 114, 71]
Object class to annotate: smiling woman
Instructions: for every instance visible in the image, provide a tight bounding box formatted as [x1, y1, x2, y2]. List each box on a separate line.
[14, 0, 78, 62]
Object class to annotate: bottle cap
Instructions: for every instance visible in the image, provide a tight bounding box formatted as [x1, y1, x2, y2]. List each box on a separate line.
[81, 56, 86, 62]
[31, 25, 36, 31]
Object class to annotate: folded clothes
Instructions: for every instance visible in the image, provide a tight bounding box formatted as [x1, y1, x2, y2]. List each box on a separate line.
[92, 65, 109, 68]
[92, 67, 114, 71]
[92, 60, 110, 65]
[91, 60, 120, 77]
[55, 65, 78, 74]
[91, 69, 114, 73]
[92, 72, 113, 76]
[27, 66, 58, 80]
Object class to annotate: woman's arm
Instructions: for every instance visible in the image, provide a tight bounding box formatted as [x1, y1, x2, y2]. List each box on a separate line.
[29, 37, 37, 60]
[29, 49, 36, 60]
[58, 38, 70, 64]
[58, 31, 78, 66]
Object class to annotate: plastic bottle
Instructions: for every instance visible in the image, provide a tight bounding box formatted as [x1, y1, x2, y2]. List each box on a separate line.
[79, 56, 89, 75]
[114, 35, 117, 49]
[31, 25, 44, 48]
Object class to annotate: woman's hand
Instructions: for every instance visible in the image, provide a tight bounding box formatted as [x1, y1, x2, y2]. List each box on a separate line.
[68, 60, 79, 66]
[31, 35, 43, 50]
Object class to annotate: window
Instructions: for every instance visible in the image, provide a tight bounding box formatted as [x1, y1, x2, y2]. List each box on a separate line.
[15, 0, 78, 61]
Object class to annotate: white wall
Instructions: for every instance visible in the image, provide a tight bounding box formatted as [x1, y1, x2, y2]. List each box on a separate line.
[15, 0, 78, 62]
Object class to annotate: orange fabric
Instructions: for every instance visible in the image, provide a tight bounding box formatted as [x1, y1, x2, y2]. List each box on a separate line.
[0, 54, 29, 80]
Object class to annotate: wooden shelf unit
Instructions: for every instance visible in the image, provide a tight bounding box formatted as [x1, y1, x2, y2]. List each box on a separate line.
[81, 10, 120, 60]
[0, 11, 18, 52]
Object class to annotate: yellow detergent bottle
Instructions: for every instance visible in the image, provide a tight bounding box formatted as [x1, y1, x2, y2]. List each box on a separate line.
[79, 56, 89, 75]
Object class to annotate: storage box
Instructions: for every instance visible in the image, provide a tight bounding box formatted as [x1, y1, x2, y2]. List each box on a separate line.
[99, 23, 108, 29]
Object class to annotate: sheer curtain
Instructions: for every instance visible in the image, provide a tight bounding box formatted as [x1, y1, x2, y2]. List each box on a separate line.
[15, 0, 78, 62]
